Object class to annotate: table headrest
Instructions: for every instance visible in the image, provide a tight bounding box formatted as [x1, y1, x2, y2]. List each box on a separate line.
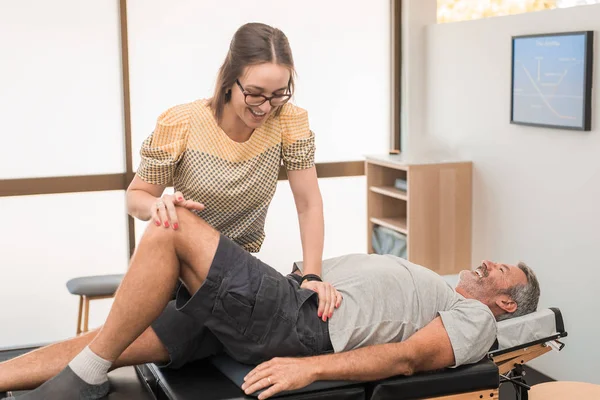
[496, 307, 565, 350]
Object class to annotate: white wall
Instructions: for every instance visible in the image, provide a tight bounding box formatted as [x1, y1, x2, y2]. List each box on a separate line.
[401, 0, 437, 153]
[0, 1, 128, 348]
[425, 5, 600, 383]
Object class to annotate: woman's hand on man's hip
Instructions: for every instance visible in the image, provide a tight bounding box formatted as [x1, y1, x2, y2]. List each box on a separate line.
[301, 280, 343, 322]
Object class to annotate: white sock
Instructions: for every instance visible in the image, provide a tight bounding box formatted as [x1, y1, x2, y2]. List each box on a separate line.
[68, 346, 113, 385]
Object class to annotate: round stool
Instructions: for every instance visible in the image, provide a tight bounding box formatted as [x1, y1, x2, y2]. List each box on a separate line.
[529, 381, 600, 399]
[66, 274, 124, 335]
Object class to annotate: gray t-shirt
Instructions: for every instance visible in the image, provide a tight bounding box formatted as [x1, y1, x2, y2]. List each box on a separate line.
[294, 253, 497, 367]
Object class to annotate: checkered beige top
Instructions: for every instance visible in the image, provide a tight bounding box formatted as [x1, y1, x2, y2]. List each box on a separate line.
[137, 99, 315, 252]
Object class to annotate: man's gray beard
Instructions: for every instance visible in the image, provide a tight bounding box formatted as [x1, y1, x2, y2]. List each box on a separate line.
[457, 270, 474, 286]
[457, 270, 483, 296]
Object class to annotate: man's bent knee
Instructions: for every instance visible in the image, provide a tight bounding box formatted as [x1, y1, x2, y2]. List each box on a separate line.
[175, 208, 215, 232]
[144, 208, 215, 237]
[139, 207, 219, 282]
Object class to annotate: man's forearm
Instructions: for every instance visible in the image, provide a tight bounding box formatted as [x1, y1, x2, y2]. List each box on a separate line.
[297, 204, 324, 276]
[311, 343, 415, 382]
[312, 317, 456, 382]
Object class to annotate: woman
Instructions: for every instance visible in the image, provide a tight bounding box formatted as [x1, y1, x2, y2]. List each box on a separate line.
[126, 22, 341, 322]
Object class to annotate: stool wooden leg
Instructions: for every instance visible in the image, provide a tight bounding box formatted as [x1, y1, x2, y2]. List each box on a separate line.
[76, 296, 83, 336]
[83, 296, 90, 333]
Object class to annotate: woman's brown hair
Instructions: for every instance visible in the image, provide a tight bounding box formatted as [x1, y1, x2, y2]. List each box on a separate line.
[210, 22, 295, 122]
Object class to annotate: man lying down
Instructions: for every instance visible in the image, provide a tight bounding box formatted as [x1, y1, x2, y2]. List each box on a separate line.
[0, 209, 540, 400]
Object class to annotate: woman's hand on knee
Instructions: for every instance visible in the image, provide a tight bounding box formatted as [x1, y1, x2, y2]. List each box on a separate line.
[151, 191, 205, 230]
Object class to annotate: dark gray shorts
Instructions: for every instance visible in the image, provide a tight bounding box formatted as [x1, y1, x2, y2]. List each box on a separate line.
[151, 234, 333, 368]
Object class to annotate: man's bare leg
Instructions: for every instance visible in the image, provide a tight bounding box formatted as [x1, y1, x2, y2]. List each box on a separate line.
[0, 326, 168, 392]
[88, 209, 219, 361]
[3, 209, 219, 398]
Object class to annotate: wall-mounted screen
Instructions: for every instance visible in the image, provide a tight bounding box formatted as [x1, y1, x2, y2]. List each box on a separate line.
[511, 31, 593, 131]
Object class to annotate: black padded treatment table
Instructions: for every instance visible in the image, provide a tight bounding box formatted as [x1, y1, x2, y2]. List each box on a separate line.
[135, 308, 567, 400]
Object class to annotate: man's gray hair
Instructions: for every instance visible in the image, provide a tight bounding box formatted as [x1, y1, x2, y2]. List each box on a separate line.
[497, 262, 541, 321]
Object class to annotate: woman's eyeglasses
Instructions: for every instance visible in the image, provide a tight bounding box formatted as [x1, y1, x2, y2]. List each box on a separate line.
[235, 79, 291, 107]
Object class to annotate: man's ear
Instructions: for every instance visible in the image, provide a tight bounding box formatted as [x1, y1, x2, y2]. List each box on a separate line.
[496, 294, 517, 314]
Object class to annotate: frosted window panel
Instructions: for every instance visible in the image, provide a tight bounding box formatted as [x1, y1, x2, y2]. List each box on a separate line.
[127, 0, 390, 171]
[556, 0, 600, 7]
[438, 0, 600, 23]
[256, 176, 367, 275]
[135, 218, 151, 247]
[0, 191, 129, 348]
[0, 0, 125, 179]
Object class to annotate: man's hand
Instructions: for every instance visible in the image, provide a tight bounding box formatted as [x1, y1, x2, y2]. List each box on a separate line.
[301, 280, 343, 322]
[242, 357, 318, 399]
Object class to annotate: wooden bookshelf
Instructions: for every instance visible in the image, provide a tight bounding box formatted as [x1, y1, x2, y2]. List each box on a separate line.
[366, 154, 472, 275]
